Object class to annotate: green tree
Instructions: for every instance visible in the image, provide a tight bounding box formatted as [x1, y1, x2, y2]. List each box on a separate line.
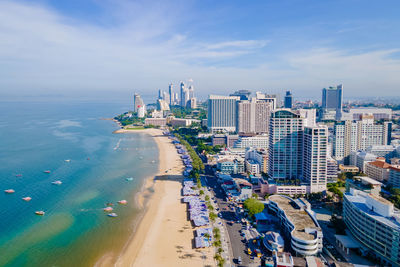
[244, 198, 264, 217]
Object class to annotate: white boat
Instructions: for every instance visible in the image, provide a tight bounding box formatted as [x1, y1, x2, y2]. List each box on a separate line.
[126, 177, 133, 181]
[103, 207, 113, 212]
[35, 211, 45, 216]
[64, 159, 71, 162]
[118, 200, 127, 205]
[52, 180, 62, 185]
[22, 197, 32, 201]
[4, 189, 15, 194]
[107, 213, 118, 217]
[44, 170, 51, 174]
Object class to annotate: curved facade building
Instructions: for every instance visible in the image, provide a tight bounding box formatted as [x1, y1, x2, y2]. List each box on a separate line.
[268, 195, 323, 256]
[344, 189, 400, 266]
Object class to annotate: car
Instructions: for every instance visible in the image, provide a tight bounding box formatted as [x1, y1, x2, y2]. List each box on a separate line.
[237, 256, 242, 264]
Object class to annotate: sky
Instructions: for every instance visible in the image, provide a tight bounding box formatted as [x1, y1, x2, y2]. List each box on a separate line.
[1, 0, 400, 101]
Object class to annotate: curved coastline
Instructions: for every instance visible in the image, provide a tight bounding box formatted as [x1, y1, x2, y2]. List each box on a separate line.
[97, 128, 214, 266]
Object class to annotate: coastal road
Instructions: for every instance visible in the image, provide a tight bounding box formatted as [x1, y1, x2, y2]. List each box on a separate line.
[203, 175, 256, 267]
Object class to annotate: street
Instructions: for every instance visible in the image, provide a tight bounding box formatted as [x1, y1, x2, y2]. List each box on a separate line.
[202, 175, 260, 267]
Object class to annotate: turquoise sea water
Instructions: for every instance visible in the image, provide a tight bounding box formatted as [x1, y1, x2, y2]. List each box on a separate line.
[0, 100, 159, 267]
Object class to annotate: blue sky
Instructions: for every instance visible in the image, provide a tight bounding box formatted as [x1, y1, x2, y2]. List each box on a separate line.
[1, 0, 400, 100]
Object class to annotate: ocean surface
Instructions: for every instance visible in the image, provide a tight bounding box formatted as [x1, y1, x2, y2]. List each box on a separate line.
[0, 100, 159, 267]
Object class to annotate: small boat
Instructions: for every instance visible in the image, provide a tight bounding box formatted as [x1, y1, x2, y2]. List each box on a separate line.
[87, 158, 90, 160]
[35, 211, 45, 216]
[151, 160, 156, 163]
[44, 170, 51, 174]
[126, 177, 133, 181]
[64, 159, 71, 162]
[15, 174, 23, 177]
[107, 213, 118, 217]
[106, 202, 113, 206]
[22, 197, 32, 201]
[118, 200, 127, 205]
[103, 207, 113, 212]
[51, 180, 62, 185]
[4, 189, 15, 194]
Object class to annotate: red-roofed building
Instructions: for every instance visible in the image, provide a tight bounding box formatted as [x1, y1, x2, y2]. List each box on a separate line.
[389, 165, 400, 188]
[365, 158, 392, 182]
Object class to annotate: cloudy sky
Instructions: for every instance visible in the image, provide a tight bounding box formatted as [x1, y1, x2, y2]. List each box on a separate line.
[1, 0, 400, 100]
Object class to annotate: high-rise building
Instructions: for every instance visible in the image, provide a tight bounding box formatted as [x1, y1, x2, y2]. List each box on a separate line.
[303, 125, 328, 192]
[230, 90, 251, 100]
[133, 93, 144, 113]
[236, 98, 272, 135]
[321, 84, 343, 120]
[333, 115, 392, 162]
[284, 91, 293, 109]
[187, 98, 197, 109]
[168, 83, 173, 106]
[207, 95, 240, 132]
[179, 82, 192, 107]
[268, 109, 304, 180]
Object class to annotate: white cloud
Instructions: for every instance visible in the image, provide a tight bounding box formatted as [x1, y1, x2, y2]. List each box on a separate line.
[0, 1, 399, 99]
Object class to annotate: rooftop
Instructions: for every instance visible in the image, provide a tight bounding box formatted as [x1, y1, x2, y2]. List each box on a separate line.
[345, 191, 400, 230]
[368, 160, 391, 169]
[269, 195, 320, 240]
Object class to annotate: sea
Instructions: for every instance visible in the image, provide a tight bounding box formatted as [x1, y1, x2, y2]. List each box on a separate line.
[0, 99, 159, 267]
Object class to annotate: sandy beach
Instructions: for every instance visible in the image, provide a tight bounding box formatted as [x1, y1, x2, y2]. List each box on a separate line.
[110, 128, 214, 267]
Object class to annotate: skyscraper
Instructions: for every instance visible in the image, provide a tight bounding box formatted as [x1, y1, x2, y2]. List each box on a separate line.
[133, 93, 144, 113]
[303, 125, 328, 192]
[268, 110, 304, 180]
[236, 98, 272, 135]
[207, 95, 240, 132]
[168, 83, 173, 106]
[180, 82, 188, 107]
[321, 84, 343, 120]
[284, 91, 293, 109]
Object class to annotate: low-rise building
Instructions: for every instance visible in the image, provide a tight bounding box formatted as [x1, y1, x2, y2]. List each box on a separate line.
[245, 148, 268, 173]
[350, 151, 378, 172]
[268, 195, 323, 256]
[233, 135, 269, 149]
[344, 189, 400, 266]
[339, 164, 359, 173]
[365, 158, 391, 182]
[144, 118, 166, 126]
[245, 159, 260, 175]
[345, 176, 382, 196]
[216, 158, 245, 174]
[169, 118, 200, 127]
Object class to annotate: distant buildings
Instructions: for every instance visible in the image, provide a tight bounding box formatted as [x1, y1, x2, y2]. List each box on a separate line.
[341, 107, 392, 121]
[321, 84, 343, 120]
[233, 135, 269, 149]
[389, 166, 400, 188]
[230, 89, 251, 100]
[284, 90, 293, 109]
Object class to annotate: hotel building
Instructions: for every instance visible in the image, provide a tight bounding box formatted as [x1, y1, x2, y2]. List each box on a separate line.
[207, 95, 240, 132]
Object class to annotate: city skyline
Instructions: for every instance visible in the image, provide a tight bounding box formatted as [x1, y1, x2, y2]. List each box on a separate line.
[1, 0, 400, 100]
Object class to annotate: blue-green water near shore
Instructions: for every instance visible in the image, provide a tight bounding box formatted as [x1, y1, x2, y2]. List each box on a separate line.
[0, 100, 159, 266]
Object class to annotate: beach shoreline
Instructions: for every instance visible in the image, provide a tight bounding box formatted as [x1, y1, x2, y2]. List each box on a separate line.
[97, 127, 214, 267]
